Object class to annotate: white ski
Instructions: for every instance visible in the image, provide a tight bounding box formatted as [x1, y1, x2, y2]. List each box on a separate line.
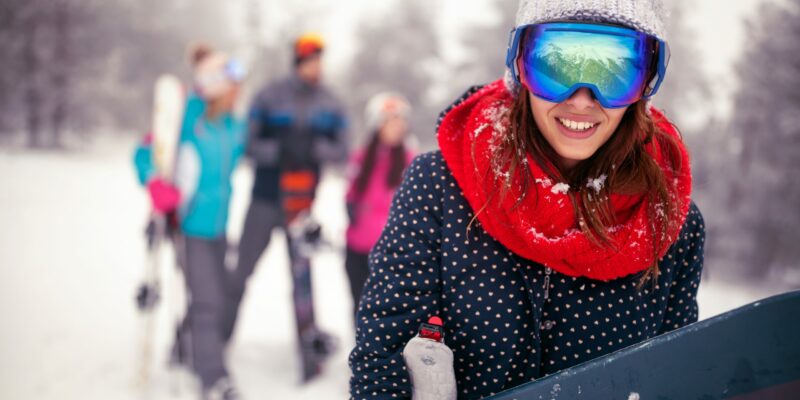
[136, 74, 185, 392]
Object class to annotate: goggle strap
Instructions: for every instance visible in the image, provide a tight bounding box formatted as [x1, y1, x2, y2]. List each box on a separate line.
[505, 27, 523, 84]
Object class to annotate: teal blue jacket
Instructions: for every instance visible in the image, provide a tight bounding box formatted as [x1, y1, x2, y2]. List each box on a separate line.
[134, 94, 246, 239]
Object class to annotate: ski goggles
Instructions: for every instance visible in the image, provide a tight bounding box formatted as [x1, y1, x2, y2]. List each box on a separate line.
[194, 57, 247, 99]
[196, 57, 246, 90]
[506, 22, 669, 108]
[224, 58, 246, 82]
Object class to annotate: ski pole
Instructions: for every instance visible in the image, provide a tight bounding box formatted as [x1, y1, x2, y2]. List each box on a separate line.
[136, 213, 164, 392]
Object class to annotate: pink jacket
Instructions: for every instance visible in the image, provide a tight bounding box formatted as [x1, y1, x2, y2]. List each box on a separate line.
[345, 146, 415, 254]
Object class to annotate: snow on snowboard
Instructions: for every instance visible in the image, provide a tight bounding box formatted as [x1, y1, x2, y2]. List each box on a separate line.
[485, 290, 800, 400]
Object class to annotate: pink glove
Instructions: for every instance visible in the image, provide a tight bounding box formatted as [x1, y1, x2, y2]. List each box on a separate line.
[147, 178, 181, 214]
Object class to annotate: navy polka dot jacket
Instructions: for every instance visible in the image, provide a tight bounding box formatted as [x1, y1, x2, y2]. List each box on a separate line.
[348, 150, 705, 399]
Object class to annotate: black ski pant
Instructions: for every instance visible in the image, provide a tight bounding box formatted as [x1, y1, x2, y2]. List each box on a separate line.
[183, 235, 229, 388]
[221, 198, 283, 342]
[344, 246, 370, 319]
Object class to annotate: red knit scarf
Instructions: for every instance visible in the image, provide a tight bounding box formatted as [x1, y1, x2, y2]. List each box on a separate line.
[438, 80, 692, 281]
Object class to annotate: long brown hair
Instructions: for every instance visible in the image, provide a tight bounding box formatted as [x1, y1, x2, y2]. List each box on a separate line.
[354, 131, 407, 195]
[480, 90, 684, 284]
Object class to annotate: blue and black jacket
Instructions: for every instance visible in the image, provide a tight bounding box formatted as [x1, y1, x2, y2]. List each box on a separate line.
[246, 74, 348, 202]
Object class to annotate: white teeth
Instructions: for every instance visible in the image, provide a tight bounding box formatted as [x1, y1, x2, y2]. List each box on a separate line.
[558, 118, 596, 131]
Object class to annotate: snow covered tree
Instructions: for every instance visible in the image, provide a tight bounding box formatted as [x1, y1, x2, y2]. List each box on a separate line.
[711, 0, 800, 278]
[0, 0, 237, 146]
[0, 0, 113, 147]
[445, 0, 516, 90]
[651, 0, 710, 128]
[341, 0, 516, 149]
[343, 0, 441, 147]
[0, 0, 48, 145]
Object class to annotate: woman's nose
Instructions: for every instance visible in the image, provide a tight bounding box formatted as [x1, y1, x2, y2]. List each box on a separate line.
[565, 88, 597, 110]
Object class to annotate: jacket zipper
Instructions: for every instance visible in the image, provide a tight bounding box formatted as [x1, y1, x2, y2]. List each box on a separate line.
[219, 118, 229, 233]
[543, 267, 552, 300]
[540, 267, 556, 332]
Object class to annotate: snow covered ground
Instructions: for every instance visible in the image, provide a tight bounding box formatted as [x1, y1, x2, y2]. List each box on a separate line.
[0, 136, 790, 400]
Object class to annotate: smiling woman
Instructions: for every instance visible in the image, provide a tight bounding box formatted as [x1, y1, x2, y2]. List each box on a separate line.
[530, 88, 625, 168]
[348, 0, 704, 399]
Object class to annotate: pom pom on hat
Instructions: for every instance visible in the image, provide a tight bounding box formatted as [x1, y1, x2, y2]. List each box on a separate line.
[294, 32, 325, 64]
[365, 92, 411, 132]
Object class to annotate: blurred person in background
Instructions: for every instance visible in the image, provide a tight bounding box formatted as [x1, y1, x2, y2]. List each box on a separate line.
[134, 50, 247, 400]
[224, 32, 348, 378]
[349, 0, 705, 398]
[133, 41, 217, 254]
[344, 92, 415, 320]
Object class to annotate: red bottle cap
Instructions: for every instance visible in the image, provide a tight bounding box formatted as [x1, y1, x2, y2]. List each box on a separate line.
[419, 316, 444, 342]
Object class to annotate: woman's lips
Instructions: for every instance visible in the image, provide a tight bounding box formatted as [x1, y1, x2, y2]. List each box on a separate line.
[555, 117, 600, 139]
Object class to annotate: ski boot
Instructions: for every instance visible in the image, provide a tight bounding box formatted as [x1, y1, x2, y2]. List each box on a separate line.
[203, 377, 241, 400]
[168, 322, 190, 368]
[298, 329, 339, 383]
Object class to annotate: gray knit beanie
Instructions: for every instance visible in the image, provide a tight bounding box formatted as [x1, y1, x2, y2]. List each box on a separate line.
[505, 0, 669, 93]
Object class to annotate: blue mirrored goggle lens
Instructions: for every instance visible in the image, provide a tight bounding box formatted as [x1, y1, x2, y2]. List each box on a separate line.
[225, 58, 246, 82]
[518, 23, 658, 108]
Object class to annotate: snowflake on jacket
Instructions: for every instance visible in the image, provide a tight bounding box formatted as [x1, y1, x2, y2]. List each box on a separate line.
[348, 150, 705, 399]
